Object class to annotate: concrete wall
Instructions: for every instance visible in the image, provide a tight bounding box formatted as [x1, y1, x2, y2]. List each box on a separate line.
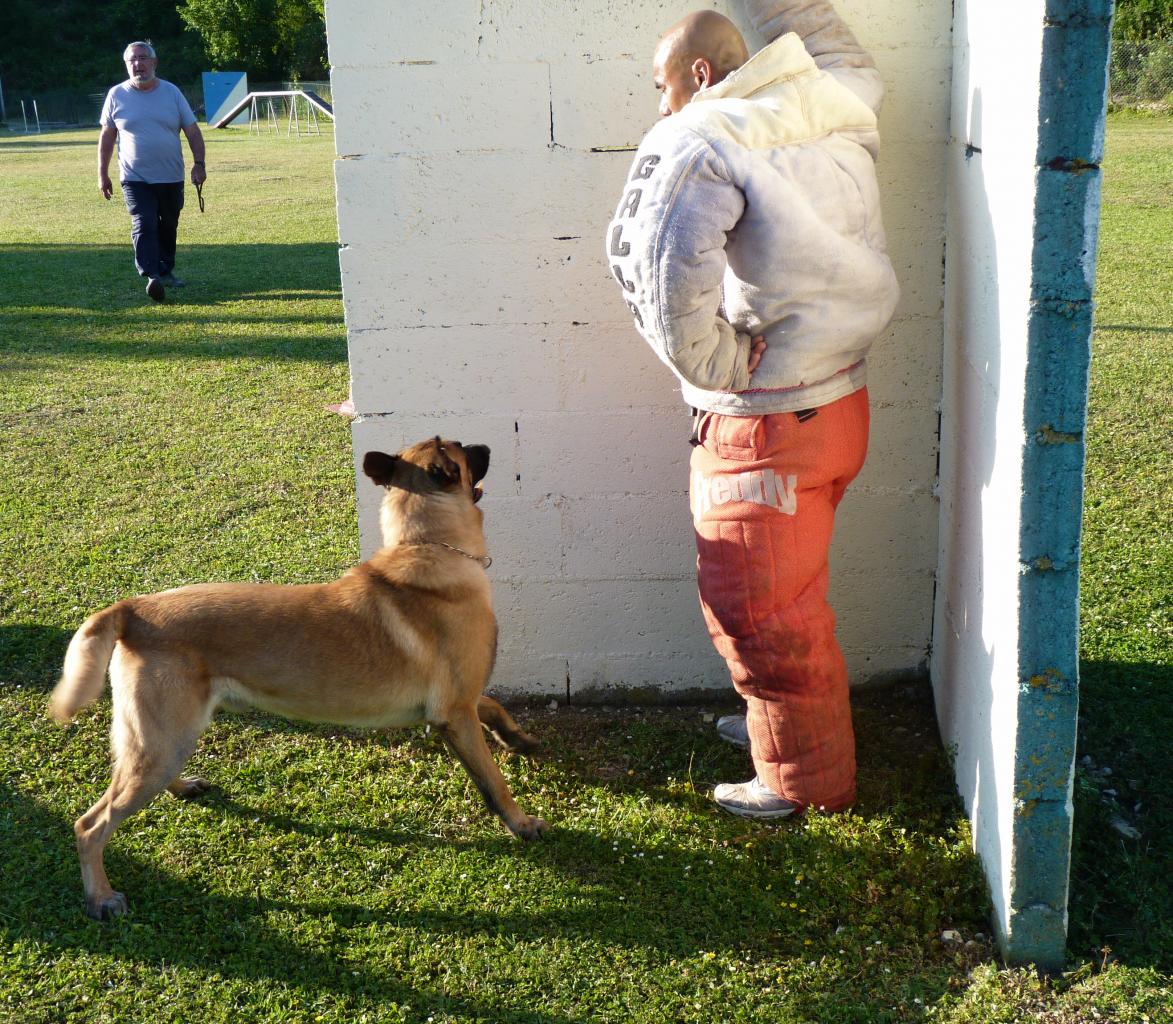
[325, 0, 952, 700]
[934, 0, 1111, 969]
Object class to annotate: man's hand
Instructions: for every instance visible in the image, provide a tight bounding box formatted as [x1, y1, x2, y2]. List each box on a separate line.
[748, 335, 767, 376]
[190, 163, 207, 186]
[97, 124, 118, 200]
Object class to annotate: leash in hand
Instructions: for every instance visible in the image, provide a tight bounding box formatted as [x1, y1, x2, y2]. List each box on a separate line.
[195, 180, 205, 213]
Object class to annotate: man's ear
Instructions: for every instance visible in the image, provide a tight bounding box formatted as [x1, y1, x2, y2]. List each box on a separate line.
[692, 56, 713, 89]
[363, 451, 399, 487]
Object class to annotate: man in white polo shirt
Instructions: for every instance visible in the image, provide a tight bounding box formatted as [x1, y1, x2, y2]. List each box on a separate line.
[98, 41, 207, 303]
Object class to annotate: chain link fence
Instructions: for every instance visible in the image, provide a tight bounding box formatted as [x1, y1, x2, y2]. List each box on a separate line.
[4, 43, 1167, 131]
[1, 79, 331, 130]
[1110, 38, 1173, 109]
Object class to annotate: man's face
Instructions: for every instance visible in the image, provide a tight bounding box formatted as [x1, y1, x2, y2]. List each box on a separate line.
[652, 42, 699, 118]
[124, 49, 157, 86]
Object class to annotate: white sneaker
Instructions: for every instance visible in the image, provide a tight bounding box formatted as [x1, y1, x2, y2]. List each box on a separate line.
[713, 776, 799, 819]
[716, 714, 749, 749]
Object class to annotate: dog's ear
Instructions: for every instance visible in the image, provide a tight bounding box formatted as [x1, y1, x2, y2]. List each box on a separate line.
[464, 444, 491, 485]
[362, 451, 399, 487]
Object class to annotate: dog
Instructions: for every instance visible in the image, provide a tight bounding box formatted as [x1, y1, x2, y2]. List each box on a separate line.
[49, 437, 546, 920]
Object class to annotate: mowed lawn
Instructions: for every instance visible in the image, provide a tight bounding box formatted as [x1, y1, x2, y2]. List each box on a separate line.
[0, 118, 1169, 1023]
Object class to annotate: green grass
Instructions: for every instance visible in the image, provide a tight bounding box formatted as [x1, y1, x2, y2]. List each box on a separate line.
[1067, 113, 1173, 974]
[0, 117, 1169, 1022]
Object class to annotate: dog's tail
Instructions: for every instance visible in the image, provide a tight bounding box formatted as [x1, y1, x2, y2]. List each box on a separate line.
[48, 603, 128, 722]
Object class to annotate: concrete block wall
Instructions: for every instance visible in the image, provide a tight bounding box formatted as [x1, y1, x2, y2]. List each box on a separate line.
[933, 0, 1111, 968]
[325, 0, 952, 699]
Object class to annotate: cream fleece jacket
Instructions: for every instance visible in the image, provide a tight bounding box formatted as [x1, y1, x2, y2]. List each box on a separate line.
[605, 0, 900, 415]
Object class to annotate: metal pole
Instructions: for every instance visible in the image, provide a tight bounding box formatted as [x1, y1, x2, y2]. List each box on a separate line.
[33, 99, 41, 133]
[21, 99, 28, 134]
[0, 77, 7, 124]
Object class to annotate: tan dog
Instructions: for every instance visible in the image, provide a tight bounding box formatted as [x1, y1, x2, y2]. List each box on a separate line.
[49, 437, 546, 920]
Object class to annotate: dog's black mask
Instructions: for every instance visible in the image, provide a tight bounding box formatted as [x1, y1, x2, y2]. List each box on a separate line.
[363, 441, 491, 501]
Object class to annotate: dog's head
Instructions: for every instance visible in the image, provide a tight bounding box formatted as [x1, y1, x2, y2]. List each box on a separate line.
[363, 437, 490, 504]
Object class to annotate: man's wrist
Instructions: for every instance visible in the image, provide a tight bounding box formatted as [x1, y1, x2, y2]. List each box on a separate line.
[193, 160, 205, 166]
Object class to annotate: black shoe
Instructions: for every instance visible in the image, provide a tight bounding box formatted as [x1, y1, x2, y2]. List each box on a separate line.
[146, 278, 165, 302]
[159, 273, 186, 287]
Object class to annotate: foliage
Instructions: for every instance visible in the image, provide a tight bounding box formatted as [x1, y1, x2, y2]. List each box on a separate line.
[1, 0, 208, 96]
[177, 0, 327, 82]
[1113, 0, 1173, 41]
[0, 0, 326, 98]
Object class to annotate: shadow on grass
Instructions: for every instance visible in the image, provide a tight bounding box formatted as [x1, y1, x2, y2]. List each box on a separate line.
[2, 692, 991, 1021]
[1096, 324, 1173, 334]
[0, 624, 72, 692]
[0, 242, 343, 343]
[0, 782, 593, 1024]
[532, 679, 969, 833]
[1068, 658, 1173, 971]
[0, 137, 97, 149]
[10, 624, 1168, 977]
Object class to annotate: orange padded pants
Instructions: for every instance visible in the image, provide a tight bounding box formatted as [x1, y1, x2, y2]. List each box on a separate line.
[690, 388, 869, 812]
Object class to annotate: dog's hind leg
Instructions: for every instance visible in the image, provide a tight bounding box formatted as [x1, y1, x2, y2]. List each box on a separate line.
[74, 651, 212, 920]
[437, 704, 547, 841]
[477, 695, 539, 753]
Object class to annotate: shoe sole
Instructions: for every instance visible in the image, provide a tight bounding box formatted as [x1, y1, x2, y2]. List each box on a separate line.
[714, 799, 797, 820]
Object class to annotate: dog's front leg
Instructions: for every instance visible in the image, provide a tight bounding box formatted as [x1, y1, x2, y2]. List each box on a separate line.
[437, 708, 547, 840]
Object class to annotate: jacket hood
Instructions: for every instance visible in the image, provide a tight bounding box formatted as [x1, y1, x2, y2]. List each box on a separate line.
[679, 32, 880, 155]
[697, 32, 816, 102]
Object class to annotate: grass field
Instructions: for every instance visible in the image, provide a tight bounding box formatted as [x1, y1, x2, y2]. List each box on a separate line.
[0, 117, 1169, 1023]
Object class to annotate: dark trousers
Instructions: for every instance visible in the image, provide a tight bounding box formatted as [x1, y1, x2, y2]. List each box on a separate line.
[121, 181, 184, 280]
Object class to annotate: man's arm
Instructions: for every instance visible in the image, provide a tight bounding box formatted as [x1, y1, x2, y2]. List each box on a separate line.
[608, 130, 757, 393]
[744, 0, 873, 68]
[97, 124, 117, 200]
[742, 0, 882, 112]
[182, 122, 207, 185]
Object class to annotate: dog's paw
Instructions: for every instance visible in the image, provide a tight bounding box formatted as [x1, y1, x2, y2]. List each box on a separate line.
[169, 776, 212, 799]
[511, 815, 548, 841]
[86, 891, 128, 921]
[504, 733, 541, 755]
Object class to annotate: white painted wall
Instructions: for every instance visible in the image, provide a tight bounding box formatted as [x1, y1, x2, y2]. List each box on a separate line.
[933, 0, 1043, 943]
[326, 0, 952, 698]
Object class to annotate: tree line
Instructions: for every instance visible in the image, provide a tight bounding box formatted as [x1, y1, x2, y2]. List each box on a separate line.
[3, 0, 326, 96]
[2, 0, 1166, 100]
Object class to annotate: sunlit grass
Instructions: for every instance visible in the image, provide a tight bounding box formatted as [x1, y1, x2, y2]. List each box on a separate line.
[0, 115, 1168, 1023]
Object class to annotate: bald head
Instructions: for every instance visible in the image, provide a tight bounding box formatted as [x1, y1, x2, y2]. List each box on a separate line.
[653, 11, 749, 117]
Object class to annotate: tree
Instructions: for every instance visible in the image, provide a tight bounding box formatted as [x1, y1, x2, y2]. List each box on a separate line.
[1112, 0, 1173, 41]
[2, 0, 206, 94]
[177, 0, 327, 82]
